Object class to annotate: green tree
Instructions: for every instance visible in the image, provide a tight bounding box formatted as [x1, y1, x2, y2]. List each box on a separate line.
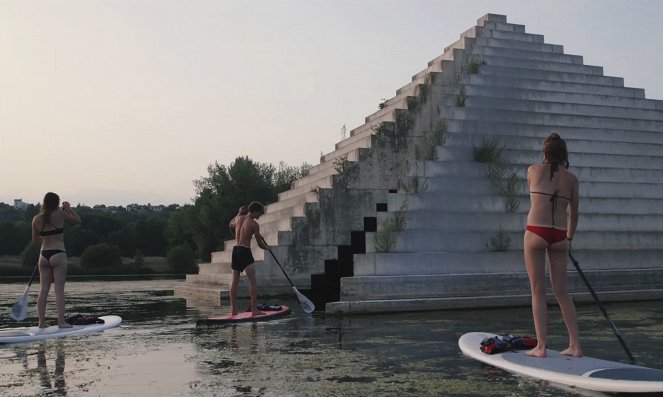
[80, 243, 122, 269]
[0, 221, 31, 255]
[167, 245, 197, 274]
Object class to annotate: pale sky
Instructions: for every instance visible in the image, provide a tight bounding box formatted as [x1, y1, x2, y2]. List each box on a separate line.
[1, 0, 662, 206]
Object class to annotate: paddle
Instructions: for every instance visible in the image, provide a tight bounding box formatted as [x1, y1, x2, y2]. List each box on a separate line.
[9, 264, 39, 322]
[266, 249, 315, 313]
[569, 251, 635, 363]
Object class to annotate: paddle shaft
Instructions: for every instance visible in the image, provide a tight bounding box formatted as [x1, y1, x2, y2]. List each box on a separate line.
[267, 249, 295, 287]
[24, 263, 39, 293]
[569, 251, 635, 363]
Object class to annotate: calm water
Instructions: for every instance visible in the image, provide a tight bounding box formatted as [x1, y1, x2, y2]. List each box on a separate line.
[0, 280, 661, 397]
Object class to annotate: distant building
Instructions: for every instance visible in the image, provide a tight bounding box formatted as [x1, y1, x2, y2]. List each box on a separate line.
[13, 199, 29, 210]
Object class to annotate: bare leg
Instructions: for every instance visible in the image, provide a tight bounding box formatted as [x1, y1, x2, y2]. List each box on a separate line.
[230, 270, 240, 315]
[37, 256, 53, 328]
[524, 231, 549, 358]
[549, 241, 582, 357]
[245, 264, 264, 316]
[50, 253, 71, 328]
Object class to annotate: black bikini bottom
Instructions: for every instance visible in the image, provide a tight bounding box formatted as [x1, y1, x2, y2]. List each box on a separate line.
[41, 249, 66, 260]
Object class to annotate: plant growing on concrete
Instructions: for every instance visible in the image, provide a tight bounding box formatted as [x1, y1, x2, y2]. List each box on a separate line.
[398, 176, 428, 194]
[488, 226, 511, 252]
[478, 138, 522, 212]
[473, 137, 503, 163]
[418, 119, 449, 161]
[333, 154, 350, 176]
[467, 59, 487, 74]
[502, 171, 522, 212]
[379, 98, 388, 109]
[375, 203, 407, 252]
[456, 85, 466, 107]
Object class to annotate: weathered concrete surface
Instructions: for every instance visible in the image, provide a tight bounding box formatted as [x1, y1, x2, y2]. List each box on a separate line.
[175, 13, 663, 315]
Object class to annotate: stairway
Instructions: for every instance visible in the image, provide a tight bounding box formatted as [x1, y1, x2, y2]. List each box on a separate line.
[176, 14, 663, 313]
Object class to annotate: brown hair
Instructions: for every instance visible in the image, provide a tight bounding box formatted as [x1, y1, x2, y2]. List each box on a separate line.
[248, 201, 265, 214]
[40, 192, 60, 225]
[543, 132, 569, 167]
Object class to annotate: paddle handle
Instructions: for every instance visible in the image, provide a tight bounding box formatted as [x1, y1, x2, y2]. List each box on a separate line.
[569, 251, 635, 363]
[24, 264, 39, 293]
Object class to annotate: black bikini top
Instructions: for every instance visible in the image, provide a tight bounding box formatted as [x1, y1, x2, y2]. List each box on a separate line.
[531, 189, 570, 226]
[40, 221, 64, 236]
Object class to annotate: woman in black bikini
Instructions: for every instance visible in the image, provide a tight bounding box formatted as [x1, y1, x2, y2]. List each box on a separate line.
[31, 192, 81, 328]
[524, 132, 582, 358]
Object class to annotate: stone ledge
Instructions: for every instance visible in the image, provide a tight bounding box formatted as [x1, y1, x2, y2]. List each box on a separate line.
[326, 290, 663, 315]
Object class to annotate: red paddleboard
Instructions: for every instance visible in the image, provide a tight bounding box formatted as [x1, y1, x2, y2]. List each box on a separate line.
[197, 305, 291, 326]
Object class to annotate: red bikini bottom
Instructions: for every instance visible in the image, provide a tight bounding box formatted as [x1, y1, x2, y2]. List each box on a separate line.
[526, 225, 568, 245]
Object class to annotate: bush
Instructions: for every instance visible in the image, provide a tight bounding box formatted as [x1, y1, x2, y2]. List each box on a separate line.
[20, 243, 40, 268]
[80, 243, 122, 268]
[167, 245, 197, 274]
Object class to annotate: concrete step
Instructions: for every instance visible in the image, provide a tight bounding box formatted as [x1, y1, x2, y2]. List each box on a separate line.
[465, 85, 662, 110]
[475, 36, 564, 54]
[470, 45, 583, 64]
[454, 107, 663, 132]
[338, 268, 663, 301]
[476, 54, 603, 75]
[435, 146, 663, 169]
[477, 26, 544, 43]
[278, 174, 333, 201]
[463, 91, 663, 121]
[388, 192, 663, 215]
[382, 210, 663, 232]
[409, 160, 663, 184]
[198, 262, 232, 275]
[446, 119, 662, 144]
[259, 196, 312, 224]
[481, 20, 525, 34]
[468, 74, 645, 99]
[441, 132, 663, 156]
[354, 249, 663, 276]
[475, 64, 623, 88]
[366, 229, 663, 252]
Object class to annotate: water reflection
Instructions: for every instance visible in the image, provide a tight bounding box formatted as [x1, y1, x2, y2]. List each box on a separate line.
[10, 341, 67, 396]
[0, 281, 661, 397]
[36, 342, 66, 394]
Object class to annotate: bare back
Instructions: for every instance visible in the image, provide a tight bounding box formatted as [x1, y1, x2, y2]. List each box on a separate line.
[527, 164, 579, 230]
[234, 215, 259, 247]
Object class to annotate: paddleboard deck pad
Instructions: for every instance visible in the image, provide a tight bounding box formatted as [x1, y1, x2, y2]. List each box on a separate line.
[0, 315, 122, 344]
[459, 332, 663, 393]
[197, 304, 291, 326]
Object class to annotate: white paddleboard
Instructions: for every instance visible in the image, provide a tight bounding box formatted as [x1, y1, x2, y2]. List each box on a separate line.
[0, 315, 122, 344]
[459, 332, 663, 393]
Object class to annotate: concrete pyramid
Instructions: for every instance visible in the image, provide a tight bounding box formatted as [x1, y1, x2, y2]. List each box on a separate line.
[175, 14, 663, 313]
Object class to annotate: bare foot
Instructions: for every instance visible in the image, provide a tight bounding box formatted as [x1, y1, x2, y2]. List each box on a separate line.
[525, 347, 547, 358]
[560, 347, 583, 357]
[58, 323, 73, 329]
[251, 310, 266, 316]
[38, 323, 49, 329]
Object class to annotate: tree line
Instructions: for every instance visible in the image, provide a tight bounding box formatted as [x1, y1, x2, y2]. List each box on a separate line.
[0, 156, 309, 275]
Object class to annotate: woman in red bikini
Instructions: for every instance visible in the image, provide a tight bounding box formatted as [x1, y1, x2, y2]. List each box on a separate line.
[31, 192, 81, 328]
[524, 132, 582, 358]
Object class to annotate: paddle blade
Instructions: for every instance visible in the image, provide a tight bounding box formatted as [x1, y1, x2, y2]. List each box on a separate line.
[9, 293, 29, 322]
[292, 286, 315, 313]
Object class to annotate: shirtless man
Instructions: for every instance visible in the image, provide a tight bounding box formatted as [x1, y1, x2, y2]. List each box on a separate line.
[524, 132, 582, 358]
[228, 201, 270, 316]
